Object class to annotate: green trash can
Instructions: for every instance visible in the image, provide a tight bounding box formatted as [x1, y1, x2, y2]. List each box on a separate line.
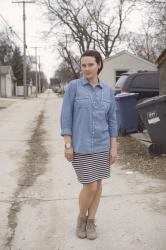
[136, 95, 166, 156]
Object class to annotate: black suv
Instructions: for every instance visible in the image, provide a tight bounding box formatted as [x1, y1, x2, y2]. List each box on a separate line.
[115, 71, 159, 100]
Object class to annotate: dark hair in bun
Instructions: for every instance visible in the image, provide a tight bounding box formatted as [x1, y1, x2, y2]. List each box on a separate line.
[81, 50, 103, 74]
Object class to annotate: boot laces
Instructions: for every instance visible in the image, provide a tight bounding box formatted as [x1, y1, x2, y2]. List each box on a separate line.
[87, 221, 96, 230]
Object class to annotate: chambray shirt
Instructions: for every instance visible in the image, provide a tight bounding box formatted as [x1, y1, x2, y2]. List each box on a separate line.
[60, 76, 118, 154]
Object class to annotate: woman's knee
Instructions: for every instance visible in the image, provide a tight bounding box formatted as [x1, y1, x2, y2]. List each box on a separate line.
[97, 180, 102, 191]
[83, 182, 98, 195]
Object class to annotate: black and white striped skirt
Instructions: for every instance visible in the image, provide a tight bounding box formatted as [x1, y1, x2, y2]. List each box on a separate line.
[72, 151, 111, 184]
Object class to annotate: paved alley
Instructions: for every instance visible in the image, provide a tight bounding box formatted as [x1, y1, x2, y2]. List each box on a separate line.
[0, 90, 165, 250]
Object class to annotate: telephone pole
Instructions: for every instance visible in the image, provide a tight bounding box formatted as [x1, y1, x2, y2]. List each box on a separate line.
[30, 47, 41, 97]
[38, 56, 41, 93]
[12, 1, 35, 99]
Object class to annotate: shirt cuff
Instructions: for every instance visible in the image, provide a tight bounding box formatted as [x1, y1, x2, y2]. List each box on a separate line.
[61, 128, 72, 136]
[109, 130, 118, 137]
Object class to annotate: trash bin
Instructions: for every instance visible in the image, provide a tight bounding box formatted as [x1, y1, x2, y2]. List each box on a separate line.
[136, 95, 166, 156]
[115, 92, 139, 136]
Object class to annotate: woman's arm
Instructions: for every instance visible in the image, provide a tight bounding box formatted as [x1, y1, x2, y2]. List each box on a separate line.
[60, 83, 75, 137]
[108, 89, 118, 164]
[109, 137, 117, 164]
[108, 89, 118, 138]
[60, 81, 76, 162]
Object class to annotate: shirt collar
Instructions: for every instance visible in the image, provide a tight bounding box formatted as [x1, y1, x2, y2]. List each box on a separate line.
[81, 76, 104, 88]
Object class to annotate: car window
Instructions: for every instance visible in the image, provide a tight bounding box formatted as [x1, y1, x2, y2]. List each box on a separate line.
[115, 75, 128, 88]
[131, 73, 159, 89]
[115, 70, 128, 82]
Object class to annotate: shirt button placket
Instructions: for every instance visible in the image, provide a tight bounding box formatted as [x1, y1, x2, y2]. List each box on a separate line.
[91, 92, 96, 153]
[91, 121, 94, 152]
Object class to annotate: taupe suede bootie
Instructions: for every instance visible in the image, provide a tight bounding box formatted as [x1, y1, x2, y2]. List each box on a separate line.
[76, 216, 87, 239]
[86, 219, 97, 240]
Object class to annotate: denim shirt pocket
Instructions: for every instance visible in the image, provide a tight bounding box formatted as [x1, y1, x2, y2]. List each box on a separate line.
[75, 97, 89, 109]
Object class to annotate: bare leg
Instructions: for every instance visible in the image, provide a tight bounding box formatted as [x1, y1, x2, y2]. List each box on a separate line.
[79, 181, 97, 218]
[88, 180, 102, 219]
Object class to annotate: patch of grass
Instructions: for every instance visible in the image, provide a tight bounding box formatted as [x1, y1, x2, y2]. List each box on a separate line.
[0, 100, 14, 109]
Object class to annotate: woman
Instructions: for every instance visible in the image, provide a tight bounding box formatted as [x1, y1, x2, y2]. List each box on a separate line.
[60, 50, 118, 240]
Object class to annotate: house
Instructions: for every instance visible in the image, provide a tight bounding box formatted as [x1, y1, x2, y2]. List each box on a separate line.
[0, 66, 15, 97]
[156, 48, 166, 95]
[99, 50, 157, 89]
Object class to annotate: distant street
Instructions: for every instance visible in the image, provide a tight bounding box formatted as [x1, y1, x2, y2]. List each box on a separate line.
[0, 90, 166, 250]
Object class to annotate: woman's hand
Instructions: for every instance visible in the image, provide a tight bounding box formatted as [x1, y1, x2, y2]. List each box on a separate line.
[109, 147, 117, 164]
[65, 148, 74, 162]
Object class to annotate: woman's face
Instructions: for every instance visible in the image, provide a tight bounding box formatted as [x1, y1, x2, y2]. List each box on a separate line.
[81, 56, 101, 81]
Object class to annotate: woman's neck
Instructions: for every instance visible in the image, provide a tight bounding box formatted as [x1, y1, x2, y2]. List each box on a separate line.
[89, 77, 98, 85]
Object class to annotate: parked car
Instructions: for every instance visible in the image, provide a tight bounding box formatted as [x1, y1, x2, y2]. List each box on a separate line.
[115, 70, 159, 100]
[52, 86, 60, 93]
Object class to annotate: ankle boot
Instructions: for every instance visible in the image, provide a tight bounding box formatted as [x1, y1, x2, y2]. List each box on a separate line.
[76, 216, 87, 239]
[86, 219, 97, 240]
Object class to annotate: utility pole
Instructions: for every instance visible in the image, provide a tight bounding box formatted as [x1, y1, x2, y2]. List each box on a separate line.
[38, 56, 41, 93]
[12, 1, 35, 99]
[30, 47, 41, 97]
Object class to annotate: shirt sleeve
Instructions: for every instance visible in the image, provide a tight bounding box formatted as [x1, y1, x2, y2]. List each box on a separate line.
[108, 88, 118, 137]
[60, 81, 76, 136]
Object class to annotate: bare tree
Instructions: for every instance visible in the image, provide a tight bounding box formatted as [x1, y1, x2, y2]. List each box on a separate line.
[85, 0, 136, 57]
[39, 0, 94, 54]
[55, 59, 78, 83]
[125, 19, 160, 62]
[57, 41, 80, 79]
[125, 33, 158, 63]
[125, 0, 166, 61]
[39, 0, 135, 58]
[128, 0, 166, 46]
[58, 34, 80, 78]
[143, 0, 166, 34]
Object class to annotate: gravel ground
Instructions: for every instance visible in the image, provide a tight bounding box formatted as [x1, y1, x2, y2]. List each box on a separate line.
[117, 136, 166, 180]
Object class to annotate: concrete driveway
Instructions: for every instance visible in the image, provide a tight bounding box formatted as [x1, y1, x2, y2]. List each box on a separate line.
[0, 90, 165, 250]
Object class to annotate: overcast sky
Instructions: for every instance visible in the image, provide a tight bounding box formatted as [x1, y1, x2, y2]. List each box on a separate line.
[0, 0, 143, 81]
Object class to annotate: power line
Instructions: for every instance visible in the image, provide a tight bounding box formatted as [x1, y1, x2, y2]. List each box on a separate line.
[0, 13, 23, 43]
[0, 4, 40, 76]
[0, 13, 36, 74]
